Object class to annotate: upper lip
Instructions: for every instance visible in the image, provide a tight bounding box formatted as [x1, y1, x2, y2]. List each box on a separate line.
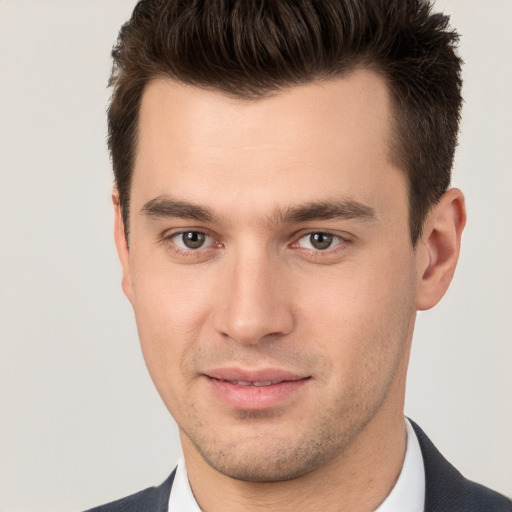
[205, 368, 309, 383]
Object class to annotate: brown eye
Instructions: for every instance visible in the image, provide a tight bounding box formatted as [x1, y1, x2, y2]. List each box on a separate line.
[177, 231, 208, 249]
[296, 232, 343, 251]
[309, 233, 334, 250]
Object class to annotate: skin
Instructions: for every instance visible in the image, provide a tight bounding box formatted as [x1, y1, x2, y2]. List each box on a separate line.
[114, 70, 466, 511]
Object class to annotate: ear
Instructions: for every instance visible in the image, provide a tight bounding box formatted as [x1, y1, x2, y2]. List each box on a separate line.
[112, 189, 134, 305]
[415, 188, 466, 311]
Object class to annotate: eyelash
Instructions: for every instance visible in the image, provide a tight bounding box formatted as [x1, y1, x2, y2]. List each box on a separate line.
[292, 232, 346, 251]
[160, 230, 220, 258]
[160, 229, 350, 259]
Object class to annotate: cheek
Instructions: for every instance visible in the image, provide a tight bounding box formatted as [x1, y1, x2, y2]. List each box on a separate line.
[131, 243, 218, 332]
[129, 258, 215, 394]
[297, 254, 417, 382]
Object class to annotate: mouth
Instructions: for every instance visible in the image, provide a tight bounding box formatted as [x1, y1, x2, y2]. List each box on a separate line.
[204, 369, 311, 410]
[214, 379, 289, 387]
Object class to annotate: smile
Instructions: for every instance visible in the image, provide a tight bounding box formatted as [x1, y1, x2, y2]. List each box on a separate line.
[219, 379, 285, 387]
[204, 370, 310, 410]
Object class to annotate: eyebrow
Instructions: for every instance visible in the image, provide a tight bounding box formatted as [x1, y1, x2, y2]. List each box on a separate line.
[141, 196, 215, 222]
[140, 195, 376, 224]
[277, 200, 376, 223]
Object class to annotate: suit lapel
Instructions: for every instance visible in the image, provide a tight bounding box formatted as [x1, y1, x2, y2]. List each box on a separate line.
[153, 468, 176, 511]
[410, 420, 469, 511]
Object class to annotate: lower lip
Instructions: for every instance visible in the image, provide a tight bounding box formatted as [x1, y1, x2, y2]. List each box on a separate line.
[206, 377, 310, 410]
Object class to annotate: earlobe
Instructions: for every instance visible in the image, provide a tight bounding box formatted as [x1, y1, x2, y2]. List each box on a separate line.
[416, 188, 466, 311]
[112, 190, 135, 304]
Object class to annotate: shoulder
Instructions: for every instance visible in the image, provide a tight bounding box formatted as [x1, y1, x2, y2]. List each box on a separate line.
[83, 470, 176, 512]
[409, 420, 512, 512]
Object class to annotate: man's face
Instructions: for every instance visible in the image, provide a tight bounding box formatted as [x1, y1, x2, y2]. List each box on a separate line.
[119, 71, 422, 481]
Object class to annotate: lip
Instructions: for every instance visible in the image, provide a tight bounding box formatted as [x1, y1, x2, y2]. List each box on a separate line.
[204, 368, 311, 410]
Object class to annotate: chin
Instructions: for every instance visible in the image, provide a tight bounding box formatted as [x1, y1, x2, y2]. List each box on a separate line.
[202, 446, 331, 483]
[185, 424, 352, 483]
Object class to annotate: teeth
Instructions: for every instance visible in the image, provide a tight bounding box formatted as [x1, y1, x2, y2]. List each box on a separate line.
[232, 380, 252, 386]
[228, 380, 282, 387]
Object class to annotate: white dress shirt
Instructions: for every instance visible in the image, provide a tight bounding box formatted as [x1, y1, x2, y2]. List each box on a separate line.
[169, 418, 425, 512]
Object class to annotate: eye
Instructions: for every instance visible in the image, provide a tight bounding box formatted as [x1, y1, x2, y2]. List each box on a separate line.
[296, 232, 343, 251]
[172, 231, 212, 250]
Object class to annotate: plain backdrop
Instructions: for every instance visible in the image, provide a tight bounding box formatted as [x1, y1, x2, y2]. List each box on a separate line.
[0, 1, 511, 511]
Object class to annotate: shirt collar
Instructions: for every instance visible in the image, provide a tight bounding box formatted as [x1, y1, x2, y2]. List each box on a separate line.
[168, 457, 202, 512]
[374, 417, 425, 512]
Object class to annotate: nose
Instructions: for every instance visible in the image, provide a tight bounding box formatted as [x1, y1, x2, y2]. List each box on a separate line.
[212, 250, 295, 345]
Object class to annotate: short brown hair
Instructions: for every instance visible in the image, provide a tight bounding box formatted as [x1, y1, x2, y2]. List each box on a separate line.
[108, 0, 462, 244]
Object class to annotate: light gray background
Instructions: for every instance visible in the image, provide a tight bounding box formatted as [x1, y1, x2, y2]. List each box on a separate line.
[0, 1, 510, 511]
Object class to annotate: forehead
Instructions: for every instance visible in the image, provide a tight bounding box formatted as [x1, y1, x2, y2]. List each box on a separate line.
[132, 70, 405, 221]
[136, 70, 392, 159]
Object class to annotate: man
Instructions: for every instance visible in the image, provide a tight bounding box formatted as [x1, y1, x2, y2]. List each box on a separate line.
[87, 0, 512, 510]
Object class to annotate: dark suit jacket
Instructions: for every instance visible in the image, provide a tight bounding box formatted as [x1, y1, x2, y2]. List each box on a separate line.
[85, 421, 512, 511]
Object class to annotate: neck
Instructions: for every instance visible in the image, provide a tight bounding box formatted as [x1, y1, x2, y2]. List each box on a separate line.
[182, 408, 407, 512]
